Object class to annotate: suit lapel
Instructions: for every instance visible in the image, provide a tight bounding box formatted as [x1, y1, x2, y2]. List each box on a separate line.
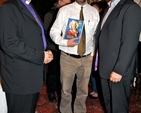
[13, 0, 45, 34]
[16, 0, 38, 24]
[31, 4, 45, 27]
[101, 0, 125, 30]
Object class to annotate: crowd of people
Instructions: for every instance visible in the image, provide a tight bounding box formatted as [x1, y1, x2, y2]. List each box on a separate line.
[0, 0, 141, 113]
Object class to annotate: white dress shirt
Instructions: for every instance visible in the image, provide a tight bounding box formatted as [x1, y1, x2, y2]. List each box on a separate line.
[50, 2, 99, 55]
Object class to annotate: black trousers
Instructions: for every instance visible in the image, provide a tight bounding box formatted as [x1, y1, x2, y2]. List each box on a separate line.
[138, 42, 141, 73]
[46, 50, 60, 94]
[101, 77, 132, 113]
[6, 93, 39, 113]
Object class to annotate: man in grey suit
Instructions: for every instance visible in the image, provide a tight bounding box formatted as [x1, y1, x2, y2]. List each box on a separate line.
[0, 0, 53, 113]
[94, 0, 141, 112]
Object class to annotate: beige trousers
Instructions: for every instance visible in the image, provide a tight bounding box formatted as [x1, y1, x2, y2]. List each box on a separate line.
[59, 52, 92, 113]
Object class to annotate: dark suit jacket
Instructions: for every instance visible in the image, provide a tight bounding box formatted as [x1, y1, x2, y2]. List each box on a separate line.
[95, 0, 141, 79]
[0, 0, 45, 94]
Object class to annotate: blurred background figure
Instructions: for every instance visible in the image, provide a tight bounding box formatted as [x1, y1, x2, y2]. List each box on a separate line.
[88, 0, 108, 99]
[44, 0, 71, 102]
[91, 0, 108, 18]
[133, 0, 141, 96]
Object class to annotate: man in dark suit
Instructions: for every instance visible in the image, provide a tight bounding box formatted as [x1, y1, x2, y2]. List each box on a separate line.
[94, 0, 141, 112]
[0, 0, 53, 113]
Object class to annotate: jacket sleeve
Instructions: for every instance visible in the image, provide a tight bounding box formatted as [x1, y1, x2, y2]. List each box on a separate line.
[0, 3, 44, 65]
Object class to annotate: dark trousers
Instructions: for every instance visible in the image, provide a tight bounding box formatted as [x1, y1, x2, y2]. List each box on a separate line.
[138, 42, 141, 73]
[101, 76, 132, 113]
[46, 50, 60, 94]
[6, 93, 39, 113]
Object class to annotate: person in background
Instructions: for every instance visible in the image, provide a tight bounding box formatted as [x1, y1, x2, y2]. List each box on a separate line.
[94, 0, 141, 112]
[88, 0, 108, 99]
[91, 0, 108, 18]
[44, 0, 71, 102]
[133, 0, 141, 97]
[0, 0, 53, 113]
[50, 0, 99, 112]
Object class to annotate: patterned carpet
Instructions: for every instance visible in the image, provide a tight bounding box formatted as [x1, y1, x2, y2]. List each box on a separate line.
[36, 83, 141, 113]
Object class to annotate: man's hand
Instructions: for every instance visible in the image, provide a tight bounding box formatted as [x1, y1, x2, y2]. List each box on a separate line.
[89, 55, 93, 61]
[43, 50, 53, 64]
[110, 71, 122, 83]
[67, 38, 78, 47]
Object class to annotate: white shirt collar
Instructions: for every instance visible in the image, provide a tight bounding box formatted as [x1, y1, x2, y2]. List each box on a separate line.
[25, 0, 31, 4]
[74, 1, 87, 9]
[108, 0, 121, 7]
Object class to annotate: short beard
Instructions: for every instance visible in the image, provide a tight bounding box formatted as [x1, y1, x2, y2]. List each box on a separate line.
[76, 0, 87, 5]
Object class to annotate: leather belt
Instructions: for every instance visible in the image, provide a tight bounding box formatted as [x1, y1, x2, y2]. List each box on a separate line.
[62, 51, 91, 58]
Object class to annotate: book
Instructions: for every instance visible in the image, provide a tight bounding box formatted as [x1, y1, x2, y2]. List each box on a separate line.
[64, 18, 84, 43]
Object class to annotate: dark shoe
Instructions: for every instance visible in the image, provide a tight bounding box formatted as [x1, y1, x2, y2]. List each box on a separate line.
[88, 93, 98, 99]
[48, 93, 56, 102]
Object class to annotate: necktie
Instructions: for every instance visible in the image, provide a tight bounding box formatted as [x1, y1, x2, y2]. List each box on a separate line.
[94, 51, 98, 71]
[77, 7, 86, 56]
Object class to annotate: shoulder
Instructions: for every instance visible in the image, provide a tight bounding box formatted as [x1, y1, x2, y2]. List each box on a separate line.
[57, 3, 74, 17]
[85, 4, 99, 17]
[123, 0, 140, 8]
[121, 0, 141, 21]
[48, 9, 57, 14]
[85, 4, 98, 13]
[1, 0, 19, 10]
[2, 0, 18, 6]
[123, 0, 141, 12]
[45, 9, 57, 17]
[59, 2, 74, 12]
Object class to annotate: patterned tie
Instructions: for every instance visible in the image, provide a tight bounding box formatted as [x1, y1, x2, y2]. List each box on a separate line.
[77, 7, 86, 56]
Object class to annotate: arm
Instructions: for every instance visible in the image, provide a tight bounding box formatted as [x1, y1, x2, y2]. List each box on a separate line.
[50, 8, 68, 46]
[111, 4, 141, 81]
[0, 3, 45, 65]
[44, 12, 54, 31]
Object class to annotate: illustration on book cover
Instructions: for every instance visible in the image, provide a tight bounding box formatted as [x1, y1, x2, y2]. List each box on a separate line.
[64, 18, 84, 43]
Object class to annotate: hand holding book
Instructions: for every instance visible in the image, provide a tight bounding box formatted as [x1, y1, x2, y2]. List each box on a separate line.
[67, 38, 78, 47]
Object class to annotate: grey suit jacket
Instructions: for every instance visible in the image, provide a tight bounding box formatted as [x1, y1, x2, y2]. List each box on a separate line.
[0, 0, 46, 94]
[95, 0, 141, 79]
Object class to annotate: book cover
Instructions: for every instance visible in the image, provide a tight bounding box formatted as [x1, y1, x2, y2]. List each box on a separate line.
[64, 18, 84, 43]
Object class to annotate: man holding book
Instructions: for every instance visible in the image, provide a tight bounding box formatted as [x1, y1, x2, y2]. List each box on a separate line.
[50, 0, 99, 112]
